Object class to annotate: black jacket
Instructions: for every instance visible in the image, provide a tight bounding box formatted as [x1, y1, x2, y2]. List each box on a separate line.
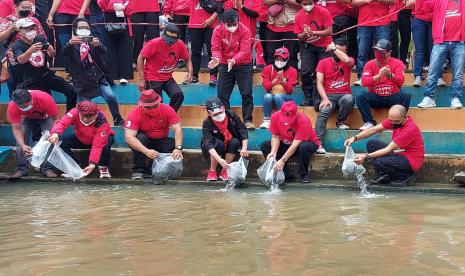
[201, 110, 248, 151]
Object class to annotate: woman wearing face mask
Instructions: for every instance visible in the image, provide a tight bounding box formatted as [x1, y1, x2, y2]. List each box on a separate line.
[48, 101, 115, 179]
[63, 18, 125, 126]
[201, 97, 249, 182]
[260, 47, 297, 129]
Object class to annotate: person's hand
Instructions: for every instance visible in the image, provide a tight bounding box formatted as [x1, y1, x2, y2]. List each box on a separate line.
[77, 13, 85, 19]
[138, 80, 145, 91]
[83, 164, 96, 176]
[344, 137, 356, 146]
[91, 37, 100, 47]
[326, 42, 336, 52]
[165, 14, 173, 21]
[48, 133, 59, 144]
[227, 59, 235, 71]
[69, 36, 82, 45]
[379, 66, 390, 76]
[217, 158, 229, 169]
[240, 148, 249, 158]
[21, 145, 32, 157]
[273, 159, 285, 171]
[172, 149, 183, 160]
[319, 98, 332, 110]
[208, 58, 220, 69]
[354, 154, 366, 165]
[46, 15, 53, 27]
[145, 149, 159, 160]
[28, 42, 43, 53]
[267, 153, 276, 160]
[304, 25, 313, 36]
[277, 70, 283, 79]
[202, 17, 214, 28]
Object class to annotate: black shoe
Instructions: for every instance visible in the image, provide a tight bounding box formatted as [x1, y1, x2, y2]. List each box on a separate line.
[369, 173, 391, 185]
[114, 117, 125, 126]
[183, 76, 199, 84]
[284, 174, 296, 182]
[300, 174, 310, 183]
[390, 175, 416, 187]
[177, 59, 186, 68]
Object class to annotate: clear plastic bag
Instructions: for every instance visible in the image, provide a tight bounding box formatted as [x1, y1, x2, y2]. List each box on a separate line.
[257, 158, 285, 189]
[30, 130, 51, 169]
[151, 153, 183, 184]
[47, 141, 86, 180]
[342, 146, 366, 177]
[226, 157, 249, 188]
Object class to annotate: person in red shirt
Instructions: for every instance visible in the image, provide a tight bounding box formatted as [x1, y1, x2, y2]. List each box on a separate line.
[294, 0, 333, 106]
[351, 0, 393, 85]
[316, 0, 351, 43]
[223, 0, 260, 38]
[164, 0, 190, 43]
[8, 89, 59, 179]
[345, 105, 424, 187]
[260, 47, 298, 129]
[315, 38, 354, 154]
[124, 89, 184, 180]
[260, 101, 320, 183]
[357, 39, 411, 130]
[48, 101, 115, 178]
[209, 9, 255, 129]
[137, 23, 193, 112]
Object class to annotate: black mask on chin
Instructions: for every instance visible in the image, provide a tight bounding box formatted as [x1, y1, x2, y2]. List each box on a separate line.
[392, 119, 405, 129]
[332, 53, 340, 63]
[19, 9, 31, 18]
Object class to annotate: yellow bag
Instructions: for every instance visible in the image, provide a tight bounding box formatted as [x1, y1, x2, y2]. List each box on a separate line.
[271, 84, 286, 95]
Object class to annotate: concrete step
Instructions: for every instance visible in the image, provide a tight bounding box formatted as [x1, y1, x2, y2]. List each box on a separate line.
[0, 148, 463, 184]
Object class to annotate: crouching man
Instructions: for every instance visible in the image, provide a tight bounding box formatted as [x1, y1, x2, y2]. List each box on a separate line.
[201, 97, 249, 182]
[124, 90, 184, 180]
[260, 101, 320, 183]
[48, 101, 115, 178]
[344, 105, 424, 187]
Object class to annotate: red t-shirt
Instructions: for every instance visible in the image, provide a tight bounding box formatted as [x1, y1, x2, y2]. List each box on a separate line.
[189, 0, 218, 29]
[7, 91, 59, 124]
[269, 112, 320, 146]
[444, 0, 462, 42]
[413, 0, 432, 21]
[361, 57, 405, 96]
[381, 117, 425, 172]
[57, 0, 90, 15]
[125, 104, 181, 139]
[294, 6, 333, 48]
[128, 0, 160, 13]
[316, 56, 354, 94]
[141, 37, 190, 82]
[0, 0, 14, 17]
[390, 0, 400, 21]
[316, 0, 346, 18]
[358, 1, 390, 26]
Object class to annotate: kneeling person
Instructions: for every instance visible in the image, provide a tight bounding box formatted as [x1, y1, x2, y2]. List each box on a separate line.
[260, 101, 320, 183]
[344, 105, 424, 187]
[125, 90, 184, 180]
[201, 97, 249, 181]
[48, 101, 115, 178]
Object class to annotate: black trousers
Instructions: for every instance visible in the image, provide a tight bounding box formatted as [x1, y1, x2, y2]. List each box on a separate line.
[260, 140, 318, 177]
[367, 139, 414, 180]
[131, 133, 175, 173]
[300, 43, 329, 101]
[333, 15, 352, 41]
[398, 10, 412, 64]
[356, 92, 411, 125]
[259, 21, 269, 63]
[147, 78, 184, 112]
[173, 15, 189, 43]
[189, 28, 218, 77]
[346, 16, 358, 59]
[266, 28, 299, 69]
[217, 63, 254, 122]
[201, 137, 241, 160]
[389, 21, 399, 59]
[19, 73, 77, 111]
[60, 133, 115, 167]
[131, 12, 160, 62]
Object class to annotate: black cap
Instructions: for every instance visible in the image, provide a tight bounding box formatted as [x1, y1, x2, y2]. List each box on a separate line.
[205, 97, 224, 113]
[163, 23, 180, 44]
[373, 39, 392, 51]
[11, 89, 32, 105]
[223, 9, 239, 24]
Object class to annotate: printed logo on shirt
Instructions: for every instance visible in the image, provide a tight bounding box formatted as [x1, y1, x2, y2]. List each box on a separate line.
[100, 131, 106, 137]
[126, 120, 131, 127]
[446, 0, 461, 17]
[373, 84, 394, 96]
[29, 50, 45, 67]
[329, 79, 349, 89]
[66, 112, 73, 118]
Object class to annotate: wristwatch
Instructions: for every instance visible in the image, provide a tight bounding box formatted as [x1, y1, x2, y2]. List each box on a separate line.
[282, 156, 288, 162]
[331, 46, 337, 52]
[175, 145, 183, 150]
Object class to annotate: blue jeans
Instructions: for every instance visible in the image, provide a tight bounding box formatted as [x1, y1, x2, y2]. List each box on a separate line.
[77, 84, 122, 121]
[356, 26, 390, 78]
[89, 13, 105, 40]
[411, 18, 433, 77]
[424, 42, 465, 99]
[54, 13, 77, 73]
[263, 93, 292, 119]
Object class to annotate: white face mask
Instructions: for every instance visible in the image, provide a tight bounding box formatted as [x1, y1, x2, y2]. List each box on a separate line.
[19, 105, 33, 112]
[302, 4, 314, 12]
[226, 25, 238, 33]
[24, 30, 37, 41]
[275, 60, 287, 69]
[212, 112, 226, 122]
[80, 118, 95, 126]
[76, 29, 91, 37]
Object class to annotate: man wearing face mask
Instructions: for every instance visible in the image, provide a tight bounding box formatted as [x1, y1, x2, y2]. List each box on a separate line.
[209, 8, 255, 129]
[137, 23, 193, 112]
[124, 90, 184, 180]
[294, 0, 333, 107]
[12, 18, 77, 111]
[8, 89, 59, 179]
[314, 38, 355, 154]
[47, 101, 115, 178]
[356, 39, 411, 130]
[201, 97, 249, 181]
[260, 47, 298, 129]
[345, 105, 424, 187]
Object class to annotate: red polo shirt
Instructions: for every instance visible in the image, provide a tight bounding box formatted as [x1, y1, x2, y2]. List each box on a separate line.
[7, 91, 59, 124]
[316, 56, 354, 94]
[125, 104, 181, 139]
[294, 5, 333, 48]
[269, 111, 320, 146]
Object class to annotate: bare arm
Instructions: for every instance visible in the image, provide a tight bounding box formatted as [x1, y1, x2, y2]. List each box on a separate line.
[311, 26, 332, 37]
[269, 134, 281, 156]
[125, 129, 150, 155]
[351, 0, 370, 7]
[12, 124, 26, 147]
[137, 54, 145, 91]
[316, 72, 328, 101]
[172, 123, 183, 148]
[48, 0, 62, 21]
[0, 24, 16, 43]
[79, 0, 91, 17]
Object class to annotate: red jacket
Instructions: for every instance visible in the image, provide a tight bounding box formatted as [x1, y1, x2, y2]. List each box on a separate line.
[211, 22, 253, 65]
[413, 0, 431, 21]
[51, 109, 115, 165]
[223, 0, 260, 37]
[361, 57, 405, 96]
[261, 64, 298, 94]
[424, 0, 465, 44]
[164, 0, 190, 16]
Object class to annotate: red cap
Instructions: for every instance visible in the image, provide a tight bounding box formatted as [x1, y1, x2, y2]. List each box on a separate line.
[274, 47, 289, 59]
[77, 101, 99, 115]
[138, 90, 162, 107]
[280, 101, 298, 124]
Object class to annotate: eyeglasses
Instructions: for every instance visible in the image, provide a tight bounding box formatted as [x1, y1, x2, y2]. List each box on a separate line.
[80, 113, 95, 119]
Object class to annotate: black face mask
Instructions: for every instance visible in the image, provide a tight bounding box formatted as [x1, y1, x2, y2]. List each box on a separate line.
[163, 37, 178, 46]
[392, 120, 404, 129]
[19, 9, 31, 18]
[332, 53, 340, 62]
